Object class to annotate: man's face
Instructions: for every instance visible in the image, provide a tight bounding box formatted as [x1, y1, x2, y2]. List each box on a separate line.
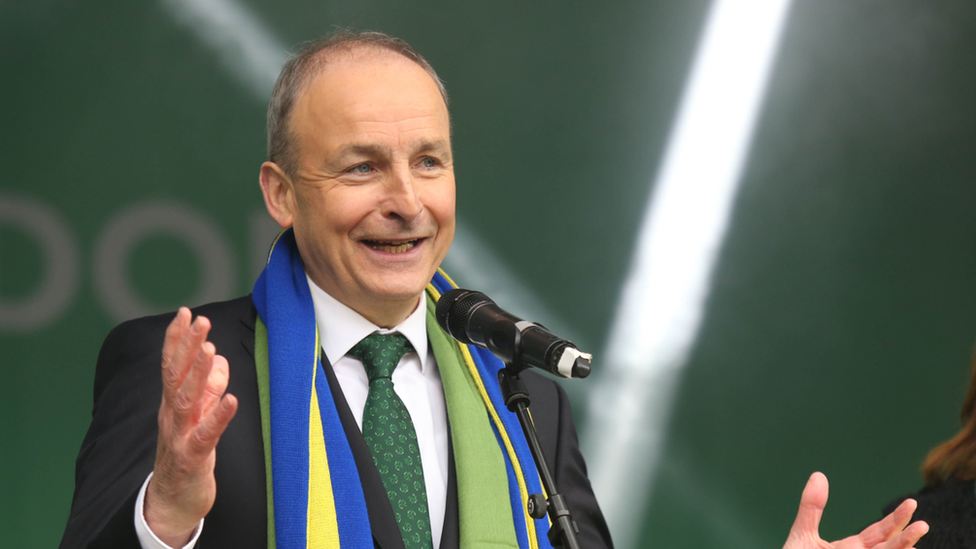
[282, 53, 455, 324]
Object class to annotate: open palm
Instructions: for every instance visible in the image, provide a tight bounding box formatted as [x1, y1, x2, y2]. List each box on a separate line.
[783, 473, 928, 549]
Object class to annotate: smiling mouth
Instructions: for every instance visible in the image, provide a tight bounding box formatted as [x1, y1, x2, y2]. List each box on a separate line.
[362, 238, 423, 254]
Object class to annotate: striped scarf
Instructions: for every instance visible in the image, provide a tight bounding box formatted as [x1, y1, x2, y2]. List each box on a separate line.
[252, 228, 553, 549]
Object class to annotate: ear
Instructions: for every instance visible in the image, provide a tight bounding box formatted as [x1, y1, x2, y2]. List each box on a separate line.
[259, 162, 296, 228]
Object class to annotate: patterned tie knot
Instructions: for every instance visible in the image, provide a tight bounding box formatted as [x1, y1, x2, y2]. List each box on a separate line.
[349, 332, 415, 383]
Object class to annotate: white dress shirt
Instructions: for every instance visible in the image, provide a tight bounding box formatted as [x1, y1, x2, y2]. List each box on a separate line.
[135, 276, 449, 549]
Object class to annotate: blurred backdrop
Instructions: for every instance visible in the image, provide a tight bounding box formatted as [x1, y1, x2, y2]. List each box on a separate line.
[3, 0, 976, 547]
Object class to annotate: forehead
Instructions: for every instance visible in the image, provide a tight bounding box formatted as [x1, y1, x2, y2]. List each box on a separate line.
[289, 51, 451, 152]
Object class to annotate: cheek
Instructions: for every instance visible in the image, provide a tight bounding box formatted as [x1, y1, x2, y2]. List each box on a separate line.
[427, 181, 456, 228]
[296, 190, 367, 237]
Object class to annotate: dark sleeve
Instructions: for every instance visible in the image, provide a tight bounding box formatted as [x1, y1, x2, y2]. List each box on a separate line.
[522, 372, 614, 549]
[59, 315, 169, 549]
[882, 478, 976, 549]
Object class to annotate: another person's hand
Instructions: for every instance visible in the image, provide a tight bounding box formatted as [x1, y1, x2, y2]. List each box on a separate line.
[144, 308, 239, 547]
[784, 472, 928, 549]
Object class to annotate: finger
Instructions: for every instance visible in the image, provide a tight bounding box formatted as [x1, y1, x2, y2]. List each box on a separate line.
[200, 354, 230, 418]
[857, 498, 917, 546]
[163, 315, 211, 396]
[186, 393, 238, 460]
[171, 341, 217, 431]
[787, 472, 828, 542]
[880, 520, 928, 549]
[161, 308, 191, 372]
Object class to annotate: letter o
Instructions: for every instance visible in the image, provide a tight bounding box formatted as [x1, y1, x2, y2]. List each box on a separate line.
[0, 195, 79, 332]
[94, 202, 235, 321]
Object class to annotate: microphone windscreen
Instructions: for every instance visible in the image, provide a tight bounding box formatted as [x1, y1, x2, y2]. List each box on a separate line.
[435, 289, 491, 344]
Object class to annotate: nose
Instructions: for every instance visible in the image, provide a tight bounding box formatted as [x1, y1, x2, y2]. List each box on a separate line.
[382, 166, 424, 222]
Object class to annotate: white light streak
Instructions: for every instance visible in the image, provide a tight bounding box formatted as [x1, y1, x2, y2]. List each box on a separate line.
[583, 1, 793, 547]
[161, 0, 289, 99]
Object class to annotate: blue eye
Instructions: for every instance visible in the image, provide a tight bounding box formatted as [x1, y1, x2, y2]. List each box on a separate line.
[421, 158, 437, 168]
[352, 163, 371, 174]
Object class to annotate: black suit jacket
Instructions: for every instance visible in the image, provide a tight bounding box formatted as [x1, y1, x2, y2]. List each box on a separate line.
[60, 296, 612, 549]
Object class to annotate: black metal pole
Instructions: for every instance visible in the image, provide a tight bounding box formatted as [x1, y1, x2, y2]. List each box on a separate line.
[498, 367, 582, 549]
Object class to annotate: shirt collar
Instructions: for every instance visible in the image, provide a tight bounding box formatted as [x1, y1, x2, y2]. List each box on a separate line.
[306, 274, 429, 371]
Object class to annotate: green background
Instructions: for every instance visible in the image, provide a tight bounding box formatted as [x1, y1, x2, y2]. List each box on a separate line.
[2, 0, 976, 547]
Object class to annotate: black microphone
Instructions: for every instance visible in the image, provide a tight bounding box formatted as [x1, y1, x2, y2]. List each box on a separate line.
[435, 288, 592, 378]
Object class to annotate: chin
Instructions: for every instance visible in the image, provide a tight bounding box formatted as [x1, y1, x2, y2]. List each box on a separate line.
[369, 278, 434, 302]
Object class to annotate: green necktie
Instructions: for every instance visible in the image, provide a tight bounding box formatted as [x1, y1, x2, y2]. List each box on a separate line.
[349, 332, 433, 549]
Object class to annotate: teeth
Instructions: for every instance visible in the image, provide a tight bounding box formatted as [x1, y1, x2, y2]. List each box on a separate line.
[366, 239, 419, 254]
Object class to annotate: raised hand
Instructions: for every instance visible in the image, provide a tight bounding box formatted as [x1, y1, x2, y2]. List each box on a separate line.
[144, 308, 239, 547]
[784, 472, 929, 549]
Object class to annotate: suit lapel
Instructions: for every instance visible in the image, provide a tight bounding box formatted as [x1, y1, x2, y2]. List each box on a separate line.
[240, 301, 255, 358]
[440, 418, 459, 549]
[203, 298, 268, 548]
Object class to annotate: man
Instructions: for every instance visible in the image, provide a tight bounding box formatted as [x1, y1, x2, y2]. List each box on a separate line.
[61, 32, 927, 549]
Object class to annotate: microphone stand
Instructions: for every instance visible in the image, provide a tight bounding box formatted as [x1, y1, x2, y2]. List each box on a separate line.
[498, 365, 582, 549]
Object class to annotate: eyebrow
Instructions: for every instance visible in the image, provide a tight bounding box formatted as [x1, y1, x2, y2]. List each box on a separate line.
[335, 139, 452, 162]
[414, 139, 452, 161]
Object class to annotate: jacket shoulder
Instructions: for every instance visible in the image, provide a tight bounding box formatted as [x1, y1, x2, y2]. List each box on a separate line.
[93, 295, 255, 401]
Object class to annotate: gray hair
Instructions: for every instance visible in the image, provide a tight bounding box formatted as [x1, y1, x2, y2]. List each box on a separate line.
[267, 30, 449, 179]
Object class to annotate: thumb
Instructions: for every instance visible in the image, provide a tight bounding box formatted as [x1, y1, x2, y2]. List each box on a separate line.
[787, 472, 829, 544]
